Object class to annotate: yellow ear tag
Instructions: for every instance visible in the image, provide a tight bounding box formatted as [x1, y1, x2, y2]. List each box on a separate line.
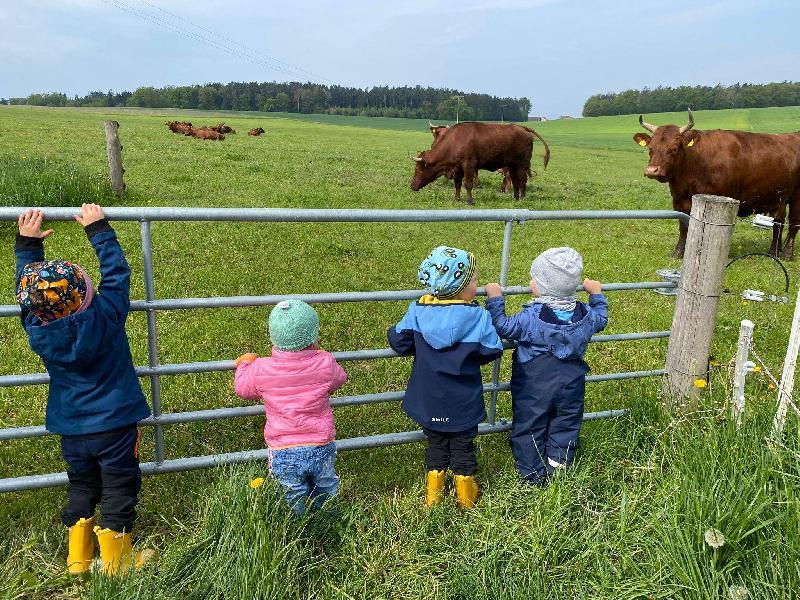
[687, 139, 695, 147]
[638, 139, 647, 146]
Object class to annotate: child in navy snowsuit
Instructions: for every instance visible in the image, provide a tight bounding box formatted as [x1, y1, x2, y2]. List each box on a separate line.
[14, 205, 151, 575]
[485, 247, 608, 485]
[388, 246, 503, 508]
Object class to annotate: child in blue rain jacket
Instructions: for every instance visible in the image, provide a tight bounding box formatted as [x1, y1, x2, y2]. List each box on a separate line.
[485, 247, 608, 485]
[388, 246, 503, 509]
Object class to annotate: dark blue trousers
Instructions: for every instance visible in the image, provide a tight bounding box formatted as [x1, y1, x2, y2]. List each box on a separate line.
[60, 425, 141, 531]
[510, 353, 590, 483]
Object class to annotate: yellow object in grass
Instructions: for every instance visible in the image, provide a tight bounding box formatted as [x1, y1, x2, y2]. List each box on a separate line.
[694, 379, 707, 389]
[249, 477, 265, 489]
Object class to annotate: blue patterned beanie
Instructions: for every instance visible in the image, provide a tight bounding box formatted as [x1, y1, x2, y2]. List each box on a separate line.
[268, 299, 320, 351]
[418, 246, 476, 299]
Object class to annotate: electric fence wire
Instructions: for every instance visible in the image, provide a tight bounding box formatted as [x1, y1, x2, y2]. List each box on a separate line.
[101, 0, 330, 85]
[136, 0, 336, 84]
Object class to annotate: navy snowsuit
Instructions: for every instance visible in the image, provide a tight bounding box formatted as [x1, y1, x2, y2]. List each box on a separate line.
[387, 296, 503, 473]
[15, 221, 150, 530]
[486, 294, 608, 482]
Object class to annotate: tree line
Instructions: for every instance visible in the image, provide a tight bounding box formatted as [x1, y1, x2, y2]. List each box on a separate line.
[583, 81, 800, 117]
[2, 81, 531, 122]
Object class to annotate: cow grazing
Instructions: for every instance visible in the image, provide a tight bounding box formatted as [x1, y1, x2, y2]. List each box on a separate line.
[412, 122, 550, 204]
[634, 109, 800, 258]
[166, 121, 193, 136]
[429, 121, 512, 192]
[248, 127, 266, 136]
[190, 127, 225, 141]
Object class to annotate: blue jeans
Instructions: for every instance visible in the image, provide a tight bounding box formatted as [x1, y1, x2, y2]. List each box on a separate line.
[268, 442, 338, 515]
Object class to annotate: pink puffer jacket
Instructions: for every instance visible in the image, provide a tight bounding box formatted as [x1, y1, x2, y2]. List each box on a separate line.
[234, 347, 348, 450]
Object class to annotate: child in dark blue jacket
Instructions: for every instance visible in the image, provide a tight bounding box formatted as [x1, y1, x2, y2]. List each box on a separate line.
[485, 247, 608, 485]
[388, 246, 503, 508]
[14, 205, 151, 575]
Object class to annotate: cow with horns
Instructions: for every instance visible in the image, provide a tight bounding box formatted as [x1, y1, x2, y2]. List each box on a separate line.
[634, 109, 800, 258]
[412, 122, 550, 204]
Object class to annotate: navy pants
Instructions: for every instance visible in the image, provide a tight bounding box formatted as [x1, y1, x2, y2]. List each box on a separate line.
[423, 426, 478, 475]
[60, 425, 141, 531]
[510, 353, 589, 483]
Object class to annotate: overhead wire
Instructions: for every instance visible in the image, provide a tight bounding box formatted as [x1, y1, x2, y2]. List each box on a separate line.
[100, 0, 330, 84]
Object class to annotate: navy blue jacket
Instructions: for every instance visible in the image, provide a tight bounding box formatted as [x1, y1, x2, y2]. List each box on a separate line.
[15, 222, 151, 436]
[387, 296, 503, 432]
[485, 294, 608, 364]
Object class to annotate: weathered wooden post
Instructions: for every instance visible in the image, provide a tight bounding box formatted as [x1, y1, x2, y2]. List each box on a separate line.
[104, 120, 125, 198]
[662, 194, 739, 411]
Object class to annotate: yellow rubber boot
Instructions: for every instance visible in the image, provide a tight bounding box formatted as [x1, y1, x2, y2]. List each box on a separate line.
[94, 527, 155, 576]
[67, 517, 96, 575]
[454, 475, 479, 509]
[424, 469, 446, 507]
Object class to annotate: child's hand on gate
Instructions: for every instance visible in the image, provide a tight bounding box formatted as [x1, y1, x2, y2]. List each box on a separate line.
[484, 283, 503, 298]
[73, 203, 106, 227]
[583, 279, 602, 294]
[235, 353, 259, 367]
[18, 209, 54, 239]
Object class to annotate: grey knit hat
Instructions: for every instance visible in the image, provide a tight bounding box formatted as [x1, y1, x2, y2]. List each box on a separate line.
[268, 299, 320, 351]
[530, 247, 583, 298]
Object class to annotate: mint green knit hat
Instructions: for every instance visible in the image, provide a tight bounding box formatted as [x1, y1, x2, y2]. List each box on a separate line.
[268, 299, 320, 351]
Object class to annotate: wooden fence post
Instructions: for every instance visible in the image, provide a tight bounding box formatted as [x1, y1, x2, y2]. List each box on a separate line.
[662, 194, 739, 411]
[104, 120, 125, 198]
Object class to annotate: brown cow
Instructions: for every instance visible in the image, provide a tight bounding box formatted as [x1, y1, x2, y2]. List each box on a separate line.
[208, 123, 236, 134]
[190, 127, 224, 141]
[166, 121, 193, 135]
[248, 127, 266, 136]
[429, 121, 512, 192]
[412, 122, 550, 204]
[634, 109, 800, 258]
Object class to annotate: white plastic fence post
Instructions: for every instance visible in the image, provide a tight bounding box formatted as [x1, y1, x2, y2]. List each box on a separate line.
[773, 284, 800, 436]
[732, 319, 754, 426]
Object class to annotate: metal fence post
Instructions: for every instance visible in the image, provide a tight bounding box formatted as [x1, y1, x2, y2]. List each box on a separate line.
[140, 220, 165, 463]
[487, 220, 514, 425]
[731, 319, 754, 426]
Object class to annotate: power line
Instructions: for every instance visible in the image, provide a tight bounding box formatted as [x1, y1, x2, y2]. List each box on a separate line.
[100, 0, 331, 85]
[136, 0, 335, 85]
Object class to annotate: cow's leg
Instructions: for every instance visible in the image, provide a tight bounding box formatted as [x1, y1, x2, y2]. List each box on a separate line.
[509, 169, 521, 200]
[781, 198, 799, 259]
[464, 164, 476, 206]
[475, 170, 482, 189]
[515, 167, 529, 201]
[770, 211, 785, 258]
[453, 172, 463, 203]
[501, 169, 511, 193]
[673, 219, 688, 259]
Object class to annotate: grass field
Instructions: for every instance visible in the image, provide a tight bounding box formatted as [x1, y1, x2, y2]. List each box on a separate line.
[0, 104, 798, 599]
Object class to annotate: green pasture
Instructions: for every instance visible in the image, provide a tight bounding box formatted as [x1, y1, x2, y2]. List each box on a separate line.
[0, 105, 798, 598]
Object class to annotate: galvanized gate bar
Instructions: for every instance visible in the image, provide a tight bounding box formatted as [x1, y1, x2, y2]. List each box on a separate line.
[0, 207, 691, 223]
[0, 282, 676, 318]
[0, 207, 686, 493]
[0, 407, 630, 493]
[0, 330, 671, 389]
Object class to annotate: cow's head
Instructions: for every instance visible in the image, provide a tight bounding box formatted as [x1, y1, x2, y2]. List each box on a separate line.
[633, 109, 699, 182]
[410, 151, 441, 191]
[429, 122, 449, 147]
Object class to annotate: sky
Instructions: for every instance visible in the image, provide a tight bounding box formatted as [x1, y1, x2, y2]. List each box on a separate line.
[2, 0, 799, 118]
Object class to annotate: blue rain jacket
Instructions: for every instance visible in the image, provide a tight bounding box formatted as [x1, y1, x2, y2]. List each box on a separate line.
[387, 296, 503, 432]
[15, 222, 151, 436]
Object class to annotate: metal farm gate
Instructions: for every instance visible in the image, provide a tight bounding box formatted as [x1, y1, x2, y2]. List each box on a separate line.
[0, 207, 687, 493]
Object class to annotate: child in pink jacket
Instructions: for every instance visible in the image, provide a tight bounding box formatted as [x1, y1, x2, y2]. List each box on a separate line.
[234, 299, 347, 515]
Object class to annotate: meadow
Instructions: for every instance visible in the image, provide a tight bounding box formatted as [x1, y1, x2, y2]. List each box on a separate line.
[0, 104, 798, 599]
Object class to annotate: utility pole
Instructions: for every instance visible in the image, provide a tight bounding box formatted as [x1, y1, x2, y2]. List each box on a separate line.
[454, 95, 464, 123]
[501, 104, 507, 122]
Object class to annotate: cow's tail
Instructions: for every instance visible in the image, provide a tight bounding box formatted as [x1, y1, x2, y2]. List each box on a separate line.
[522, 126, 550, 172]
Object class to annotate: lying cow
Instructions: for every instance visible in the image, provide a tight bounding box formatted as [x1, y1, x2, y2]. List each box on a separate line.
[248, 127, 266, 136]
[166, 121, 193, 135]
[412, 122, 550, 204]
[429, 122, 512, 192]
[209, 123, 236, 134]
[190, 127, 224, 141]
[634, 109, 800, 258]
